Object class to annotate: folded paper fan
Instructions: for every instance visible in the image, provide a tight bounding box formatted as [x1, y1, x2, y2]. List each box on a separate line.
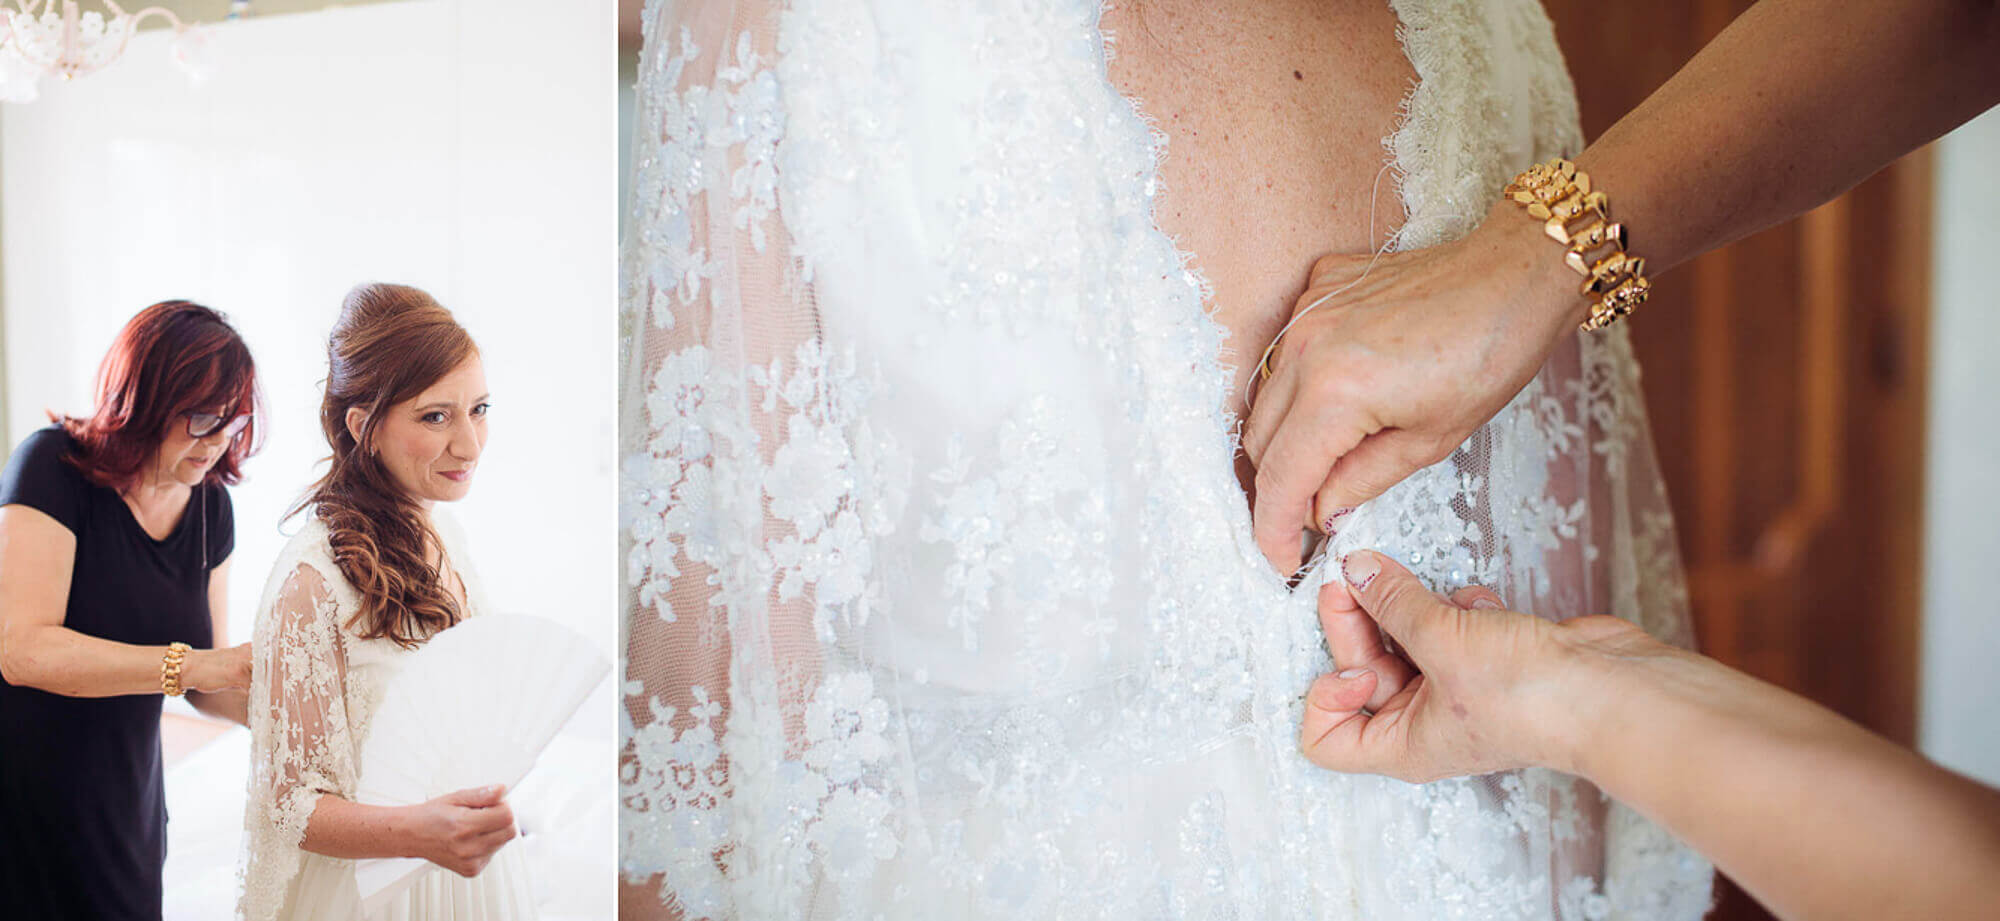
[353, 613, 609, 912]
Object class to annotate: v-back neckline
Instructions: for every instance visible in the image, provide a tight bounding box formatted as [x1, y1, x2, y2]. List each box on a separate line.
[1087, 0, 1426, 592]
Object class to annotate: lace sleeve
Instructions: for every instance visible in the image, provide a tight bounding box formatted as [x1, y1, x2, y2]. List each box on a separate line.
[240, 562, 354, 921]
[620, 1, 844, 917]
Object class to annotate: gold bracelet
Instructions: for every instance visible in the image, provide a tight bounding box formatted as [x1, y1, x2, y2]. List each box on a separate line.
[1503, 158, 1652, 331]
[161, 642, 191, 697]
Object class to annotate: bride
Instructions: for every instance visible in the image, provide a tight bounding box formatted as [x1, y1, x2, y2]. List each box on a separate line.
[621, 0, 1710, 918]
[240, 284, 534, 921]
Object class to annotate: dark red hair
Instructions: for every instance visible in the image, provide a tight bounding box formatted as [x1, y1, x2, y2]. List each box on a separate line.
[57, 301, 263, 490]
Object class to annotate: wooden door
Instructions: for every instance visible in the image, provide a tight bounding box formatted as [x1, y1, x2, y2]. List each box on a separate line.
[1540, 3, 1933, 919]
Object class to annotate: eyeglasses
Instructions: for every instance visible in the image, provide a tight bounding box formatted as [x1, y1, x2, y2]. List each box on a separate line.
[185, 410, 253, 440]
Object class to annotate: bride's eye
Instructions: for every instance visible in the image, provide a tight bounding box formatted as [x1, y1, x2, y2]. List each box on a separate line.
[471, 402, 492, 417]
[421, 410, 449, 425]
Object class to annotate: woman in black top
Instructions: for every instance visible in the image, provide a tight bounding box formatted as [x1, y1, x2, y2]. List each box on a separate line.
[0, 301, 261, 920]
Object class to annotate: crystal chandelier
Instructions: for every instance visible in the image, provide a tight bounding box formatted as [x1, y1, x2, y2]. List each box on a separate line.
[0, 1, 213, 103]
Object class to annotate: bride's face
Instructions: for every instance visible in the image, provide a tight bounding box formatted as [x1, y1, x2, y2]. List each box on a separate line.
[355, 354, 490, 505]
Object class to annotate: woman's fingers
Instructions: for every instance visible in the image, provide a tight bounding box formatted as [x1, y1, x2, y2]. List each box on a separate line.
[1301, 670, 1426, 776]
[1447, 585, 1505, 611]
[1254, 411, 1369, 574]
[1241, 358, 1299, 468]
[474, 820, 518, 853]
[444, 784, 508, 809]
[1338, 550, 1452, 653]
[1316, 577, 1416, 710]
[1310, 430, 1446, 535]
[1299, 668, 1378, 767]
[464, 801, 516, 836]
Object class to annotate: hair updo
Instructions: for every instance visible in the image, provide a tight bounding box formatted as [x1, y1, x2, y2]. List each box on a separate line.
[294, 283, 478, 647]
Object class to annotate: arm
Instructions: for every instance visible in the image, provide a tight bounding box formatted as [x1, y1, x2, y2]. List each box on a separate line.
[1570, 0, 2000, 284]
[186, 555, 250, 724]
[0, 504, 248, 697]
[253, 562, 515, 877]
[1243, 0, 2000, 573]
[1579, 630, 2000, 920]
[1301, 550, 2000, 921]
[301, 785, 518, 878]
[620, 2, 832, 917]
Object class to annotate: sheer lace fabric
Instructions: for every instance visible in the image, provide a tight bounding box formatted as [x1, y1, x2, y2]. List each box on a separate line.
[239, 514, 531, 921]
[619, 1, 1714, 918]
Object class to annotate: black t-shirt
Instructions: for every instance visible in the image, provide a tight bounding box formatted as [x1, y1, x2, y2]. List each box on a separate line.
[0, 425, 233, 921]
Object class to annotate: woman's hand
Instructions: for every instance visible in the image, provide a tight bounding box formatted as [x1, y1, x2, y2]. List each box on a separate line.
[1243, 207, 1581, 575]
[408, 785, 518, 878]
[1307, 550, 2000, 921]
[1299, 550, 1671, 782]
[183, 642, 252, 693]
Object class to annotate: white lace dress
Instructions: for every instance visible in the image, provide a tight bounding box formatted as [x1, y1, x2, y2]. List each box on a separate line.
[239, 514, 538, 921]
[620, 1, 1715, 918]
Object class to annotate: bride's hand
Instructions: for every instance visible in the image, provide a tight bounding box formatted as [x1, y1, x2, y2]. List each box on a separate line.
[409, 785, 518, 878]
[184, 642, 253, 692]
[1300, 551, 1662, 782]
[1243, 204, 1580, 575]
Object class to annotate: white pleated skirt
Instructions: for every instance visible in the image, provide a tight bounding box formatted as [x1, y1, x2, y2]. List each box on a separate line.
[279, 841, 537, 920]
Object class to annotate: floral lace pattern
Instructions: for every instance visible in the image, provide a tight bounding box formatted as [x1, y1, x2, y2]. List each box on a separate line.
[238, 515, 499, 921]
[620, 1, 1713, 918]
[921, 397, 1116, 655]
[241, 557, 353, 921]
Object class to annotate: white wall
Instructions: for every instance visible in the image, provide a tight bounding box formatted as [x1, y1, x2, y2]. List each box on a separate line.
[1920, 106, 2000, 786]
[0, 0, 617, 739]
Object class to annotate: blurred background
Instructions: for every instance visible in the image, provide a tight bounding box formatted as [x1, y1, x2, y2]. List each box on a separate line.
[1545, 4, 1999, 918]
[0, 0, 616, 917]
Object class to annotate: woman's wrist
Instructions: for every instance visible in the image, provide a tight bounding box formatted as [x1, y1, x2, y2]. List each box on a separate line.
[1470, 198, 1595, 343]
[179, 642, 250, 693]
[342, 799, 434, 861]
[391, 804, 435, 861]
[178, 647, 217, 692]
[1533, 620, 1692, 780]
[159, 642, 191, 696]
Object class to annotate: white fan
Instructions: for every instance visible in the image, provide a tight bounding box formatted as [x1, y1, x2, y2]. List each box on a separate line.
[353, 613, 609, 912]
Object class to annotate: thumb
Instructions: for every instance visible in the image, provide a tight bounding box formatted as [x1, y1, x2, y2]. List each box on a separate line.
[1312, 432, 1440, 535]
[445, 784, 508, 808]
[1299, 668, 1380, 772]
[1339, 550, 1451, 652]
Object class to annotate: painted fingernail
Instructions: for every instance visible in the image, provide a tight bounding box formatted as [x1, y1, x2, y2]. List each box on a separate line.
[1341, 552, 1380, 591]
[1321, 506, 1356, 534]
[1470, 596, 1504, 610]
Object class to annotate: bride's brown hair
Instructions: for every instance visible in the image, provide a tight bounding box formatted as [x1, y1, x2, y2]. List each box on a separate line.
[293, 283, 477, 648]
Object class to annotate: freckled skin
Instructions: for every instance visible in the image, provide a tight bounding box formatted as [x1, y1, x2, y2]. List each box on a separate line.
[1101, 0, 1413, 496]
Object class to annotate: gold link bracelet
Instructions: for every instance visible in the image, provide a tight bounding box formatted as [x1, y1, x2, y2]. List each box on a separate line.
[161, 641, 191, 697]
[1503, 158, 1652, 331]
